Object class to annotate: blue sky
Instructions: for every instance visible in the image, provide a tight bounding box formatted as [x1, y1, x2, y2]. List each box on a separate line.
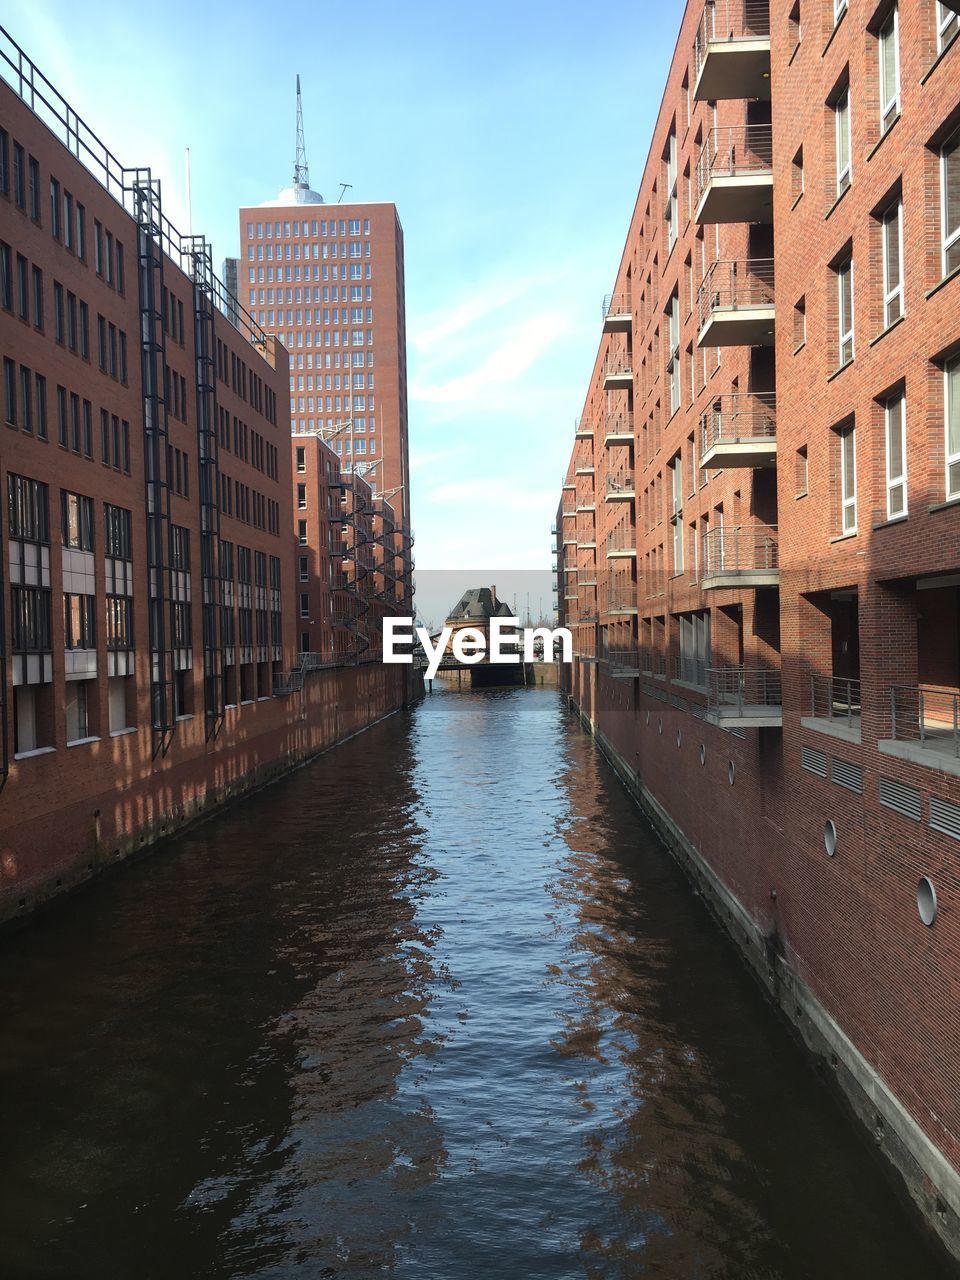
[5, 0, 682, 570]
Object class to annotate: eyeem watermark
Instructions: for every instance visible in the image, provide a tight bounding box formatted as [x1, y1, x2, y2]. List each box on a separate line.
[384, 617, 572, 679]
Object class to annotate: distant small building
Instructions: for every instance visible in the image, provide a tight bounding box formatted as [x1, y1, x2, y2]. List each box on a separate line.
[445, 586, 513, 627]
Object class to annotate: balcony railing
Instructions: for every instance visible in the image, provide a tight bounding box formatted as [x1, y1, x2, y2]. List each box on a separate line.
[607, 526, 638, 556]
[695, 125, 773, 204]
[694, 1, 772, 101]
[888, 686, 960, 758]
[698, 259, 775, 331]
[605, 585, 638, 613]
[707, 666, 782, 724]
[604, 646, 642, 676]
[700, 392, 776, 464]
[604, 411, 634, 442]
[701, 525, 778, 586]
[603, 350, 633, 385]
[606, 471, 635, 498]
[601, 292, 633, 333]
[806, 675, 862, 733]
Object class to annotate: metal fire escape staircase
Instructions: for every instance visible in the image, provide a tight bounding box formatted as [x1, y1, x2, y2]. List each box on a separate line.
[185, 234, 224, 740]
[127, 170, 175, 756]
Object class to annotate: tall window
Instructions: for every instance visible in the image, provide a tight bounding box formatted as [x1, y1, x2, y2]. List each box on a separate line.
[839, 425, 857, 533]
[835, 0, 848, 23]
[884, 392, 907, 518]
[878, 7, 900, 135]
[941, 127, 960, 277]
[665, 129, 678, 252]
[881, 199, 903, 326]
[835, 88, 852, 195]
[667, 292, 680, 415]
[837, 256, 854, 365]
[670, 455, 684, 573]
[946, 357, 960, 499]
[62, 491, 94, 550]
[937, 2, 959, 54]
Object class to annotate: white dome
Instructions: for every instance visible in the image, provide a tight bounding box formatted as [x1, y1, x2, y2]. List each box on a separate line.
[259, 181, 324, 207]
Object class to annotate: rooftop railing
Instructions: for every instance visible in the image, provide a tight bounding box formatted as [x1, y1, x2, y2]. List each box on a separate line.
[698, 259, 775, 329]
[700, 392, 776, 455]
[695, 124, 773, 204]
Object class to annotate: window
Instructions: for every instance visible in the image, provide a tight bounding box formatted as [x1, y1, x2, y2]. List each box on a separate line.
[839, 425, 857, 533]
[837, 256, 854, 365]
[881, 199, 903, 326]
[835, 0, 847, 22]
[0, 129, 7, 195]
[297, 482, 307, 509]
[13, 143, 24, 209]
[796, 445, 809, 497]
[62, 491, 94, 550]
[878, 8, 900, 134]
[665, 129, 678, 251]
[299, 593, 310, 618]
[28, 156, 39, 221]
[105, 596, 133, 650]
[670, 456, 684, 573]
[0, 240, 10, 310]
[793, 295, 806, 349]
[884, 392, 907, 518]
[941, 128, 960, 276]
[792, 146, 804, 202]
[19, 365, 31, 433]
[105, 503, 132, 558]
[15, 254, 27, 321]
[667, 292, 680, 415]
[945, 356, 960, 499]
[32, 265, 42, 329]
[835, 87, 852, 195]
[298, 519, 308, 545]
[65, 680, 91, 742]
[64, 593, 96, 648]
[50, 178, 61, 239]
[298, 554, 309, 582]
[3, 357, 15, 426]
[938, 2, 959, 54]
[9, 474, 49, 542]
[296, 445, 306, 472]
[35, 373, 46, 439]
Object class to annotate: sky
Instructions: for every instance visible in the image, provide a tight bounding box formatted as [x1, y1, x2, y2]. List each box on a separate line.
[4, 0, 682, 573]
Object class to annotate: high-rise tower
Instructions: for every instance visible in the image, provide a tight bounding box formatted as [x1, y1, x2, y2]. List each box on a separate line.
[237, 79, 410, 523]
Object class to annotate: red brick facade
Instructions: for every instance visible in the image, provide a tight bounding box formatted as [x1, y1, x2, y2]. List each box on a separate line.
[0, 34, 414, 922]
[557, 0, 960, 1254]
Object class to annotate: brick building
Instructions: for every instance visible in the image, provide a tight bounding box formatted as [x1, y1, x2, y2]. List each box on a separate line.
[557, 0, 960, 1257]
[235, 84, 411, 526]
[0, 26, 414, 922]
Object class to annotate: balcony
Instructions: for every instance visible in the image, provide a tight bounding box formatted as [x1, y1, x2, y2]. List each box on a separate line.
[706, 666, 782, 728]
[601, 292, 632, 334]
[693, 0, 771, 102]
[605, 471, 636, 502]
[700, 392, 776, 469]
[603, 349, 633, 390]
[604, 646, 642, 678]
[700, 525, 778, 590]
[698, 259, 775, 347]
[575, 417, 593, 441]
[606, 527, 637, 559]
[604, 585, 638, 615]
[604, 411, 634, 446]
[881, 686, 960, 778]
[802, 674, 861, 744]
[695, 125, 773, 225]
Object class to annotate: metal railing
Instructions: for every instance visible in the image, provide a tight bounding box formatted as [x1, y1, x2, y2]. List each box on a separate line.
[603, 349, 633, 380]
[807, 674, 861, 727]
[604, 646, 642, 673]
[700, 392, 776, 456]
[605, 585, 638, 613]
[701, 525, 778, 575]
[698, 259, 775, 329]
[607, 526, 638, 554]
[274, 650, 340, 695]
[695, 0, 772, 80]
[606, 471, 635, 496]
[601, 292, 632, 321]
[695, 125, 773, 204]
[708, 666, 782, 716]
[605, 410, 635, 438]
[888, 686, 960, 757]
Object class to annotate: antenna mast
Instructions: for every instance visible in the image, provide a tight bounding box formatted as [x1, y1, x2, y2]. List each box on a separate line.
[293, 74, 309, 188]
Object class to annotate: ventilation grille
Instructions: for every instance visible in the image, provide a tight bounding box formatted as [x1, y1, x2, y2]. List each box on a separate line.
[930, 795, 960, 842]
[670, 693, 689, 712]
[801, 745, 827, 778]
[879, 776, 921, 822]
[725, 725, 747, 740]
[831, 756, 863, 794]
[690, 702, 707, 720]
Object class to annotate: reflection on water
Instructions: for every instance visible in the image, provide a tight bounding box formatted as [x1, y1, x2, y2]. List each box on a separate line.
[0, 684, 951, 1279]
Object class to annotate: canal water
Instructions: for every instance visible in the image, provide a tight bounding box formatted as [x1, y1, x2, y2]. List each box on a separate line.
[0, 684, 952, 1279]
